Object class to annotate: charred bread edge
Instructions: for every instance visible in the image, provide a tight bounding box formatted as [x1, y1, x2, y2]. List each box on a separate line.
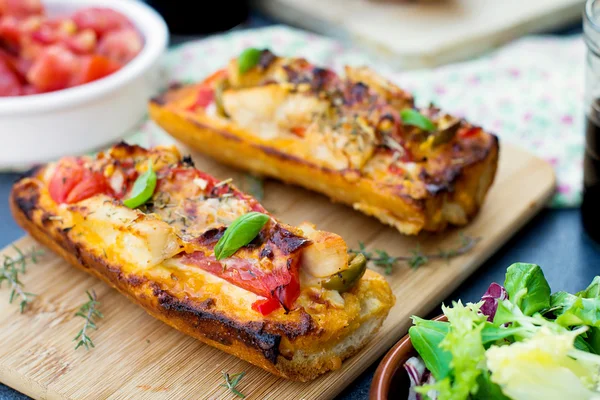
[148, 95, 500, 233]
[9, 178, 385, 382]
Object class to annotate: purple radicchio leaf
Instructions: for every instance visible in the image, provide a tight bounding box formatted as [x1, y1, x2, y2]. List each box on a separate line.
[404, 356, 427, 400]
[480, 282, 508, 322]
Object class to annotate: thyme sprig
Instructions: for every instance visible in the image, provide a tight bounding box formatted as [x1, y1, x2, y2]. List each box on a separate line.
[0, 246, 44, 312]
[220, 371, 246, 398]
[351, 233, 480, 274]
[74, 290, 103, 350]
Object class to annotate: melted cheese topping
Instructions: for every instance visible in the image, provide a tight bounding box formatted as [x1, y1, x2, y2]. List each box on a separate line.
[66, 195, 182, 271]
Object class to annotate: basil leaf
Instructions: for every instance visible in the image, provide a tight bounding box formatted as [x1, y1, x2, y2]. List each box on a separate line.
[504, 263, 551, 316]
[472, 370, 510, 400]
[408, 317, 452, 380]
[238, 48, 262, 74]
[400, 109, 436, 132]
[123, 161, 157, 209]
[480, 323, 524, 346]
[214, 212, 270, 260]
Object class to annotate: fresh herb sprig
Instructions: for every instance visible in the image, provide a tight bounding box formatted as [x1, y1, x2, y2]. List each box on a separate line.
[351, 233, 480, 274]
[220, 371, 246, 398]
[74, 290, 103, 350]
[0, 246, 44, 312]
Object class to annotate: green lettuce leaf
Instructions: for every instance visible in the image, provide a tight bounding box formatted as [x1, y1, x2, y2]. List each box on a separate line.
[481, 323, 524, 347]
[418, 301, 488, 400]
[408, 317, 452, 380]
[551, 293, 600, 328]
[472, 370, 510, 400]
[578, 276, 600, 298]
[504, 263, 551, 316]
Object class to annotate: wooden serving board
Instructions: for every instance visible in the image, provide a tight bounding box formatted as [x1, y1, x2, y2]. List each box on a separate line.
[254, 0, 584, 69]
[0, 141, 554, 400]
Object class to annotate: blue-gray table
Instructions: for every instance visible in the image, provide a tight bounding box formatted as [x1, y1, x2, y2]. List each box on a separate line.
[1, 8, 597, 400]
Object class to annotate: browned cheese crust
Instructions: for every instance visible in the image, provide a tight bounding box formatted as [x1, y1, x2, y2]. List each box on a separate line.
[10, 164, 394, 382]
[149, 56, 499, 235]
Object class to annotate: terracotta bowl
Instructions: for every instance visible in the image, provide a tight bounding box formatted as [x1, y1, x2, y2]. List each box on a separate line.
[369, 315, 447, 400]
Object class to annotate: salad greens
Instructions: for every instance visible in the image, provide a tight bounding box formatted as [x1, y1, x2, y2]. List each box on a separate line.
[406, 263, 600, 400]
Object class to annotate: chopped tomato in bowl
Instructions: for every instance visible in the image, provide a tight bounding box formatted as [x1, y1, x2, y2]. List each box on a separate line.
[0, 0, 168, 170]
[0, 1, 144, 96]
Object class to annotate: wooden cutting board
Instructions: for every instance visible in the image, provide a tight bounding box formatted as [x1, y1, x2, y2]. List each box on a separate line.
[0, 141, 554, 400]
[254, 0, 585, 69]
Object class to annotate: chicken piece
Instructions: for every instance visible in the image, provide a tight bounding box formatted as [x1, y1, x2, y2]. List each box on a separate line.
[299, 222, 349, 278]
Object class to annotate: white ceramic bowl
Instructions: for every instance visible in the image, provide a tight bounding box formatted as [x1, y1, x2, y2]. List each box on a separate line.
[0, 0, 169, 171]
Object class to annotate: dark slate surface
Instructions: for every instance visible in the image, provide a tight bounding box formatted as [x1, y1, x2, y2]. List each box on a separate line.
[0, 5, 592, 400]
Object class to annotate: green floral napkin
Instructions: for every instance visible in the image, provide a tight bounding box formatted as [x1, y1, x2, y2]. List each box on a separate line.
[127, 26, 585, 208]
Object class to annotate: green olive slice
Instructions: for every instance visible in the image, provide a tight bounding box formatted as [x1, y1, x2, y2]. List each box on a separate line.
[431, 116, 460, 147]
[321, 253, 367, 293]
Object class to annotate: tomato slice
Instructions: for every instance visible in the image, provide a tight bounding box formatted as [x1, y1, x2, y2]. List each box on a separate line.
[74, 54, 120, 85]
[251, 297, 281, 316]
[96, 28, 142, 64]
[27, 45, 79, 92]
[187, 86, 214, 110]
[181, 251, 301, 310]
[66, 171, 110, 203]
[48, 158, 85, 204]
[290, 126, 306, 138]
[72, 8, 132, 37]
[274, 261, 301, 310]
[458, 126, 481, 139]
[49, 158, 110, 204]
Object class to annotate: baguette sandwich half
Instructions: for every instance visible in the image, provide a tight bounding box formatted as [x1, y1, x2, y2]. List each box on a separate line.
[10, 142, 395, 382]
[149, 49, 499, 235]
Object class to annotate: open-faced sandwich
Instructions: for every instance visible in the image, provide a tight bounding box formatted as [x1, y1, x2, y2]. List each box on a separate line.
[9, 142, 395, 382]
[149, 49, 499, 235]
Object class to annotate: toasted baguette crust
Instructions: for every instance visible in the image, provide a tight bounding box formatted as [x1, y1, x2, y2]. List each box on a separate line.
[10, 177, 393, 382]
[149, 86, 499, 235]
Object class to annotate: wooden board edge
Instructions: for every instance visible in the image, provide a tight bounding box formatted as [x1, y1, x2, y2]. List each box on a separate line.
[253, 0, 584, 69]
[0, 365, 47, 400]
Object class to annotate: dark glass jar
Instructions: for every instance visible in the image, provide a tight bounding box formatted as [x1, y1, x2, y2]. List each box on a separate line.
[144, 1, 250, 35]
[583, 0, 600, 242]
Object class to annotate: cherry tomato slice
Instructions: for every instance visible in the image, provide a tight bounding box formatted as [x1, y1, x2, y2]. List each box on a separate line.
[72, 8, 132, 37]
[188, 86, 214, 110]
[251, 297, 281, 316]
[458, 127, 481, 139]
[48, 158, 85, 204]
[66, 171, 110, 204]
